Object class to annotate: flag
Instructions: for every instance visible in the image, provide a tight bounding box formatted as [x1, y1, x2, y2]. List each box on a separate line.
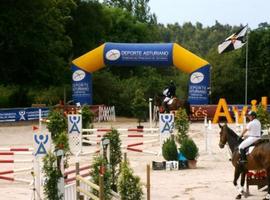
[218, 25, 248, 54]
[32, 126, 39, 131]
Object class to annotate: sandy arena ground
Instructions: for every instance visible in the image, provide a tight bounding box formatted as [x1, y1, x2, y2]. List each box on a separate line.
[0, 118, 268, 200]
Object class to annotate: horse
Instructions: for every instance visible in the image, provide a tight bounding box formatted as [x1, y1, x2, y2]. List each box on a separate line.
[153, 94, 190, 115]
[218, 123, 270, 200]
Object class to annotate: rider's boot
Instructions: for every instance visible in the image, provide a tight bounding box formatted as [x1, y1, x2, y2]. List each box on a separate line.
[239, 149, 247, 164]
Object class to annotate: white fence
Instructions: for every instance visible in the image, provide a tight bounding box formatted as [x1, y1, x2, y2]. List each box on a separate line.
[98, 106, 116, 122]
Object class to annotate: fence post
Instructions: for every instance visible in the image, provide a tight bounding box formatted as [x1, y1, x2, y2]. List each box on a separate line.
[146, 164, 150, 200]
[124, 152, 127, 163]
[149, 98, 153, 133]
[76, 162, 80, 200]
[99, 174, 104, 200]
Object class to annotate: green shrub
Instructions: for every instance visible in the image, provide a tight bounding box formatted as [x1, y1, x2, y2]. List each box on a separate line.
[175, 108, 189, 144]
[118, 161, 143, 200]
[47, 110, 67, 142]
[90, 155, 112, 200]
[256, 103, 270, 130]
[104, 129, 122, 191]
[43, 152, 62, 200]
[81, 105, 95, 128]
[179, 138, 199, 160]
[162, 137, 178, 161]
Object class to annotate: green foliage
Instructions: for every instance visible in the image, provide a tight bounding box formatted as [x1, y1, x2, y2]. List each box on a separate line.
[0, 0, 75, 87]
[162, 137, 178, 161]
[90, 155, 112, 200]
[81, 105, 94, 128]
[118, 161, 143, 200]
[175, 108, 189, 144]
[0, 85, 20, 107]
[131, 89, 148, 126]
[104, 129, 122, 191]
[0, 0, 269, 109]
[47, 110, 67, 142]
[179, 138, 199, 160]
[29, 85, 71, 106]
[43, 152, 62, 200]
[256, 103, 270, 130]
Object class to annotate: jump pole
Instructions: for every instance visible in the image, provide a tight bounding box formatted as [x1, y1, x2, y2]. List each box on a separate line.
[149, 98, 153, 133]
[204, 116, 208, 153]
[82, 128, 158, 132]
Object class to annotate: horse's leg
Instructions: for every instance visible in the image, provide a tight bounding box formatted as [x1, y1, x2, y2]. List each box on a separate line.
[263, 169, 270, 200]
[240, 172, 247, 196]
[234, 166, 243, 199]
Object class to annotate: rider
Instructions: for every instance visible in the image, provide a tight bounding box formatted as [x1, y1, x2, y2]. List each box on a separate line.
[162, 80, 176, 113]
[239, 110, 261, 163]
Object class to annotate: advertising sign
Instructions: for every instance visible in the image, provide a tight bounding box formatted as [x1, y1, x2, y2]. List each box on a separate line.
[188, 65, 210, 105]
[71, 65, 92, 105]
[0, 107, 49, 122]
[104, 43, 173, 67]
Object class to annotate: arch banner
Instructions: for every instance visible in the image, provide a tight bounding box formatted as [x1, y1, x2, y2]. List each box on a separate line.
[72, 43, 210, 105]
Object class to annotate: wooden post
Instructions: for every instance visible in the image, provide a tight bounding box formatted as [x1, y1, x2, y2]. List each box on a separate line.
[147, 164, 150, 200]
[124, 152, 127, 163]
[99, 174, 104, 200]
[76, 162, 80, 200]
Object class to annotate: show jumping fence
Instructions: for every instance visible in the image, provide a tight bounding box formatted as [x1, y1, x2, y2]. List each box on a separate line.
[0, 147, 34, 184]
[81, 128, 160, 156]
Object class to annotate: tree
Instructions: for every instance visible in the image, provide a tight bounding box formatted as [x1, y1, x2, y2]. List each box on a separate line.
[131, 89, 148, 126]
[175, 108, 189, 144]
[0, 0, 75, 87]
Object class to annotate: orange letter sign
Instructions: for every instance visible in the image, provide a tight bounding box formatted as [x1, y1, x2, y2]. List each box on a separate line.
[213, 98, 233, 123]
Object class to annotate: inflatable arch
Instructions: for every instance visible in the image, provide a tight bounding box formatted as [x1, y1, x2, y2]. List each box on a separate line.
[71, 43, 210, 104]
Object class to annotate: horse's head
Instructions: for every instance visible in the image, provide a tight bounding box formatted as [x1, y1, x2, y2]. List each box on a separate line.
[218, 123, 228, 148]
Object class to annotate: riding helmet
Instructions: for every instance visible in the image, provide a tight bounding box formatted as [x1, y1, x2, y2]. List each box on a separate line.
[247, 110, 257, 117]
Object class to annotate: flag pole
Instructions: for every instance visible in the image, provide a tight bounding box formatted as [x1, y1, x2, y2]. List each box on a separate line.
[244, 25, 249, 105]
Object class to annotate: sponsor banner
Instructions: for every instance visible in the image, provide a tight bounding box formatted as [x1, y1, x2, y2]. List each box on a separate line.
[190, 105, 217, 121]
[0, 108, 49, 122]
[72, 65, 92, 105]
[104, 43, 173, 66]
[188, 65, 210, 105]
[189, 104, 270, 121]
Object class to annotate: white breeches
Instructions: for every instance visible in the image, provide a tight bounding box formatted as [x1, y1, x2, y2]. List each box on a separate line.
[163, 97, 170, 103]
[239, 137, 260, 150]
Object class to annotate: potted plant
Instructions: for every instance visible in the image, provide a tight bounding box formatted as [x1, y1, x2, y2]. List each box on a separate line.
[131, 89, 148, 129]
[179, 137, 199, 169]
[161, 137, 179, 170]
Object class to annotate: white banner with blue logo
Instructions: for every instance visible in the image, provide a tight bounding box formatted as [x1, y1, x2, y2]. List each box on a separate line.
[188, 65, 210, 105]
[104, 43, 173, 67]
[68, 114, 82, 155]
[159, 114, 174, 135]
[71, 65, 92, 105]
[0, 107, 49, 122]
[33, 132, 50, 158]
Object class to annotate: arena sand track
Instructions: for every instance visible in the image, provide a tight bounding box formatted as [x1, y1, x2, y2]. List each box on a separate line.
[0, 118, 267, 200]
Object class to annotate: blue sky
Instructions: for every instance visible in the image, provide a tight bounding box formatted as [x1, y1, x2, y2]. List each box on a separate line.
[148, 0, 269, 29]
